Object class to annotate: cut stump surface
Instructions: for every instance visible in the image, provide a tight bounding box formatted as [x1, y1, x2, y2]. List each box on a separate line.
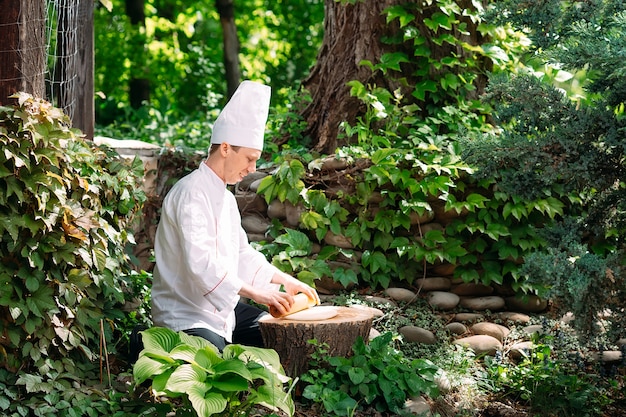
[259, 306, 373, 378]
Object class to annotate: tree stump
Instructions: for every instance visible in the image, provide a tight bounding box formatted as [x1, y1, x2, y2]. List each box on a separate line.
[259, 306, 373, 378]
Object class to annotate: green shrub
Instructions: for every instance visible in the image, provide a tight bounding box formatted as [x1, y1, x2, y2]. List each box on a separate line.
[485, 339, 611, 417]
[0, 93, 145, 415]
[301, 332, 439, 416]
[133, 327, 295, 417]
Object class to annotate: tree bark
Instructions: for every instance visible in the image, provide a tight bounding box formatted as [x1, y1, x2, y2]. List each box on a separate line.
[259, 306, 373, 378]
[0, 0, 46, 105]
[75, 1, 95, 139]
[298, 0, 390, 154]
[296, 0, 490, 154]
[216, 0, 240, 99]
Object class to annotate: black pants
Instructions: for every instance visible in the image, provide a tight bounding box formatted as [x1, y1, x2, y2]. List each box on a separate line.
[129, 302, 266, 363]
[184, 301, 268, 351]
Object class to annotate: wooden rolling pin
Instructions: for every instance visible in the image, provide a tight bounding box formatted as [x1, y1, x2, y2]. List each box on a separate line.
[269, 293, 318, 318]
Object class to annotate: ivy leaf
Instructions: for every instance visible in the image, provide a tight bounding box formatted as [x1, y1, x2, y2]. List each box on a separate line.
[274, 229, 312, 257]
[4, 176, 25, 202]
[378, 52, 410, 73]
[366, 165, 392, 186]
[385, 5, 415, 27]
[92, 247, 108, 271]
[26, 286, 56, 318]
[333, 268, 358, 287]
[16, 374, 51, 394]
[256, 176, 277, 204]
[362, 251, 387, 274]
[371, 148, 397, 165]
[413, 80, 438, 101]
[485, 223, 510, 240]
[465, 193, 489, 209]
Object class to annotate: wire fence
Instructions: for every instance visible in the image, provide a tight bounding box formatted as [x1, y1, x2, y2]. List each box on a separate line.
[46, 0, 80, 121]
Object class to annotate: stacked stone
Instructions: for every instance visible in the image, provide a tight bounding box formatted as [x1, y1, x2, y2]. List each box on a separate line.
[231, 161, 624, 364]
[380, 285, 625, 364]
[383, 285, 547, 357]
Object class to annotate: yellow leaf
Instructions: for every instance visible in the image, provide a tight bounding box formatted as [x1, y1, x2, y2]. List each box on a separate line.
[46, 171, 66, 185]
[62, 211, 87, 241]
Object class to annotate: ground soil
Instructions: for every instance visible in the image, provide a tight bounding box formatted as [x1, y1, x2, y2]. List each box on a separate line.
[288, 396, 626, 417]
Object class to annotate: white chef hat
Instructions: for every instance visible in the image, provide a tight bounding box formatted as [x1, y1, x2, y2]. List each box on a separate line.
[210, 80, 271, 151]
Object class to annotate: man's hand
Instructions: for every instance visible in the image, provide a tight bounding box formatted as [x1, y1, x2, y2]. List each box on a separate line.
[238, 283, 296, 317]
[277, 274, 320, 306]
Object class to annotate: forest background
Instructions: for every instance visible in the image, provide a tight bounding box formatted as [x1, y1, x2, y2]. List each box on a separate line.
[1, 0, 626, 416]
[94, 0, 626, 339]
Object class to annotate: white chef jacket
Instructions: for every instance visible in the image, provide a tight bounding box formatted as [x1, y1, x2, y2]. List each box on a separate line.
[151, 162, 279, 341]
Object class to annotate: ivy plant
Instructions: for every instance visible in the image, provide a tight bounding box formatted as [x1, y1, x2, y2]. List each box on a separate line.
[301, 332, 440, 416]
[133, 327, 295, 417]
[252, 2, 577, 292]
[0, 93, 146, 415]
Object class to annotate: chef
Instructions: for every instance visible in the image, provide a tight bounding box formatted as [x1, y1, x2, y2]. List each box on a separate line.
[151, 80, 319, 351]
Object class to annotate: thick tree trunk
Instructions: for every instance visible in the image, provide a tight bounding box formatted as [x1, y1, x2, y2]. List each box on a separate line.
[0, 0, 46, 104]
[216, 0, 240, 99]
[299, 0, 392, 154]
[259, 306, 373, 378]
[297, 0, 489, 154]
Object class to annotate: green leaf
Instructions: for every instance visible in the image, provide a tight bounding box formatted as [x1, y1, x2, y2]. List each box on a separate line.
[423, 12, 455, 31]
[140, 327, 181, 355]
[485, 223, 510, 240]
[366, 165, 392, 185]
[348, 367, 366, 384]
[175, 331, 219, 352]
[465, 193, 488, 209]
[371, 148, 397, 165]
[413, 80, 438, 101]
[24, 275, 40, 292]
[480, 263, 503, 285]
[254, 383, 296, 417]
[169, 344, 200, 364]
[26, 285, 56, 318]
[362, 251, 387, 274]
[166, 364, 207, 392]
[133, 355, 173, 385]
[212, 359, 252, 381]
[211, 374, 249, 392]
[334, 268, 358, 288]
[274, 228, 312, 256]
[16, 374, 50, 394]
[385, 5, 415, 27]
[192, 346, 223, 370]
[256, 176, 277, 204]
[300, 211, 325, 233]
[188, 385, 228, 417]
[326, 391, 358, 417]
[379, 52, 410, 72]
[223, 344, 285, 376]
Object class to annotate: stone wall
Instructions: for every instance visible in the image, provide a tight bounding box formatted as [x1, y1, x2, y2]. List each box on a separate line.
[100, 142, 625, 368]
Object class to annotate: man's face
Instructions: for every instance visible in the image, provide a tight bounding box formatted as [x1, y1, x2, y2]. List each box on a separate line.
[223, 144, 261, 185]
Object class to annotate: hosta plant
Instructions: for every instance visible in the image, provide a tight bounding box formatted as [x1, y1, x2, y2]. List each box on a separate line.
[133, 327, 295, 417]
